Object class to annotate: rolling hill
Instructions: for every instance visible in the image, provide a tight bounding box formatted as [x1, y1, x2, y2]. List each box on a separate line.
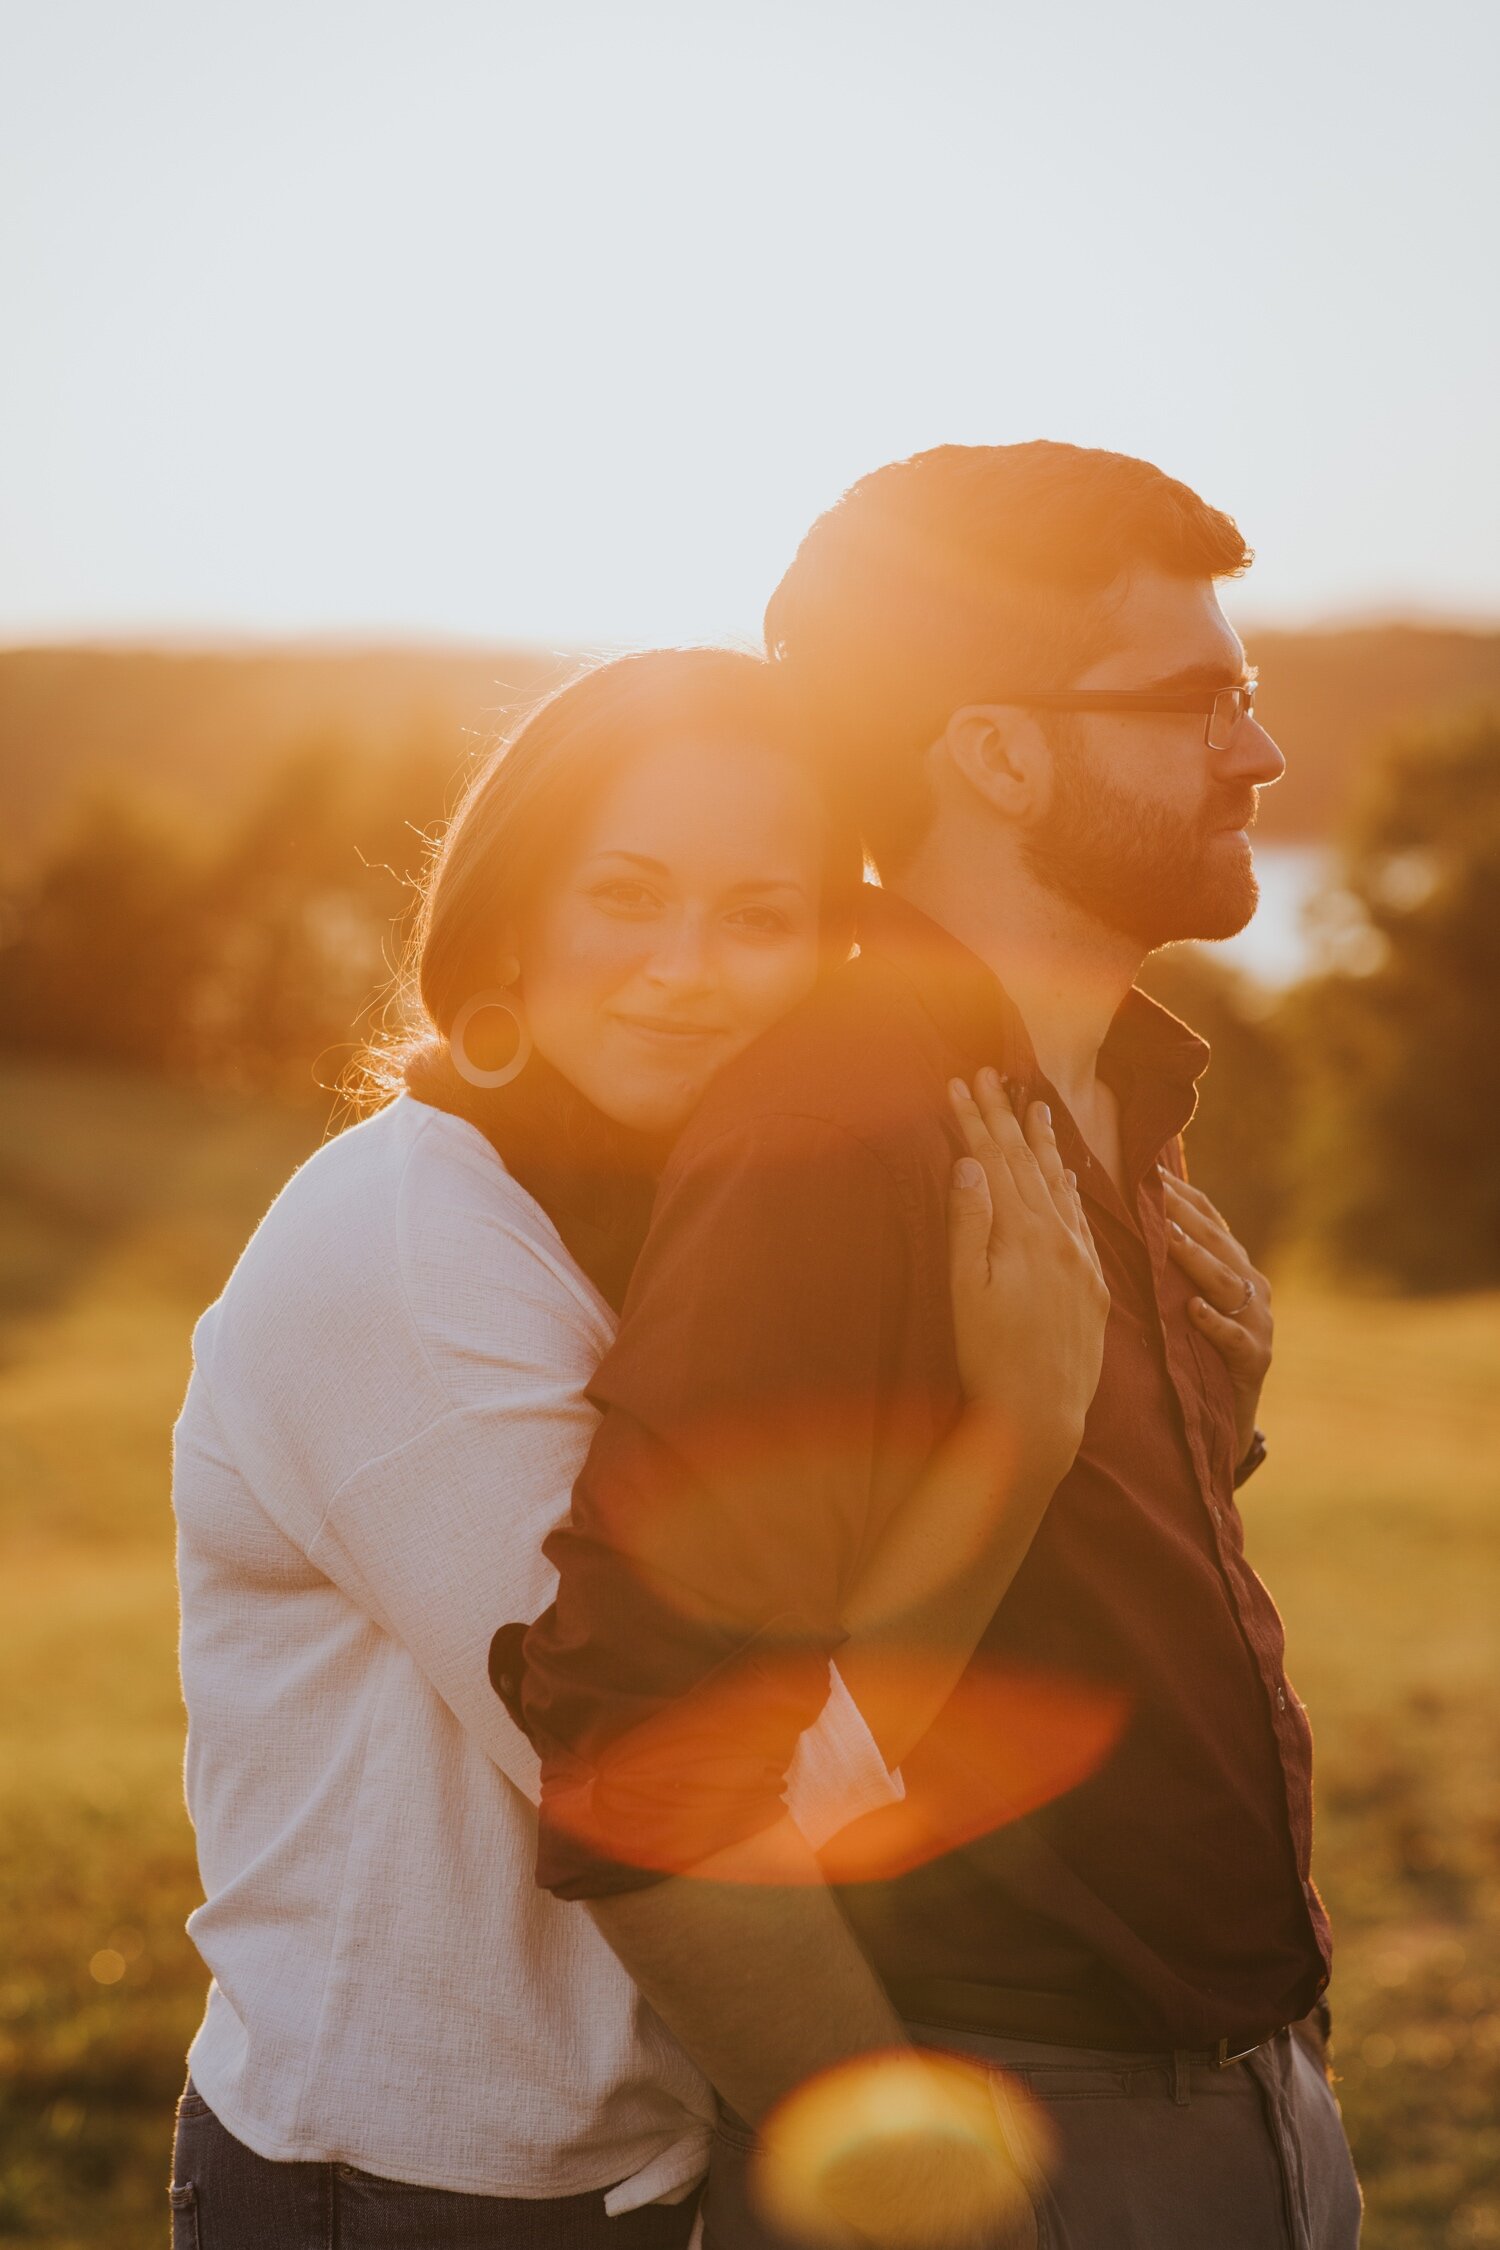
[2, 624, 1498, 859]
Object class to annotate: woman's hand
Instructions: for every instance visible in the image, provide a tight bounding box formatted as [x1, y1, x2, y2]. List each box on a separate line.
[949, 1068, 1110, 1492]
[829, 1070, 1109, 1771]
[1159, 1169, 1273, 1471]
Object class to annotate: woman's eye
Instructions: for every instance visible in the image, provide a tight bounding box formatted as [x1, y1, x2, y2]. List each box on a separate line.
[590, 882, 658, 912]
[726, 905, 792, 937]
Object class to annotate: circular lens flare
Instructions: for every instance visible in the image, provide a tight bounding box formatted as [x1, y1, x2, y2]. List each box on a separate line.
[752, 2049, 1052, 2249]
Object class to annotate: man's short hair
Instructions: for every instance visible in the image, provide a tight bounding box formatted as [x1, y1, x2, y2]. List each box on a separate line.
[764, 440, 1252, 873]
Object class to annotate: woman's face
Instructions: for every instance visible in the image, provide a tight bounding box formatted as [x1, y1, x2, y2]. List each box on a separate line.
[515, 735, 829, 1136]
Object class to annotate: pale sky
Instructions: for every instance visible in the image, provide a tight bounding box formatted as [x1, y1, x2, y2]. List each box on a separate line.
[3, 0, 1496, 649]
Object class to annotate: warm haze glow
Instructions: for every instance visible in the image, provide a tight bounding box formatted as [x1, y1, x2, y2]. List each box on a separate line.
[3, 0, 1496, 648]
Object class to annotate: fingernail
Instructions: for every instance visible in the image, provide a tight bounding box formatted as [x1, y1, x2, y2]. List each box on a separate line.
[949, 1078, 970, 1102]
[1171, 1219, 1186, 1237]
[976, 1065, 999, 1091]
[1036, 1102, 1052, 1128]
[1065, 1169, 1077, 1188]
[954, 1158, 985, 1188]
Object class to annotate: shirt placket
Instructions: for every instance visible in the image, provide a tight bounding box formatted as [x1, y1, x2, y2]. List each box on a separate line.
[1138, 1163, 1327, 1958]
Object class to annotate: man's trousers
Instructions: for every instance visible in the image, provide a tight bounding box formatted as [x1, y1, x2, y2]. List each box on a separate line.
[702, 2021, 1362, 2249]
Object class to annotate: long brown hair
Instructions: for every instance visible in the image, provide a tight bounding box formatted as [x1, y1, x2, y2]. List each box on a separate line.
[353, 645, 861, 1120]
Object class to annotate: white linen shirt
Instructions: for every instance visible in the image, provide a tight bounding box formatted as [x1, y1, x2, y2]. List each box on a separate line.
[174, 1094, 900, 2209]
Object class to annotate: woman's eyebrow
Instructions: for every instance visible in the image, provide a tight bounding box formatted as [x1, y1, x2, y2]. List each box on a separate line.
[587, 850, 671, 874]
[587, 852, 807, 898]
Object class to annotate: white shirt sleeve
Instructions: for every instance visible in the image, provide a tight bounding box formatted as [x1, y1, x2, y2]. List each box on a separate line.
[310, 1396, 569, 1802]
[301, 1258, 903, 1839]
[314, 1401, 906, 1841]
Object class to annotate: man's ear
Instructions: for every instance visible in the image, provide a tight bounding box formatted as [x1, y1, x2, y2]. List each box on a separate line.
[940, 704, 1053, 824]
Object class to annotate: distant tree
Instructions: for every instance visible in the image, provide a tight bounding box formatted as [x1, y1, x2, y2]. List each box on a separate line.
[0, 792, 205, 1073]
[1287, 710, 1500, 1290]
[1136, 945, 1293, 1265]
[189, 730, 459, 1097]
[0, 729, 463, 1099]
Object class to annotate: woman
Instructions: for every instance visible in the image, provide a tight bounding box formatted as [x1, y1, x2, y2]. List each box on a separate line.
[169, 648, 1261, 2246]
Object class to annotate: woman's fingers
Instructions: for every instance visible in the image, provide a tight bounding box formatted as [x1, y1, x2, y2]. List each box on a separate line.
[1163, 1171, 1229, 1228]
[969, 1069, 1053, 1216]
[949, 1078, 1006, 1168]
[948, 1155, 996, 1290]
[1020, 1096, 1075, 1226]
[1165, 1220, 1256, 1314]
[1161, 1172, 1247, 1268]
[948, 1079, 1025, 1224]
[1187, 1293, 1261, 1368]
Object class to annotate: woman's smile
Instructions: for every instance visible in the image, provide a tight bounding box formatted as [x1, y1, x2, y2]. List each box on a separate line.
[608, 1009, 731, 1046]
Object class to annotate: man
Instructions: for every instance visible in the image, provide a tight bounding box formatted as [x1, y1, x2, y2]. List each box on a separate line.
[510, 443, 1362, 2246]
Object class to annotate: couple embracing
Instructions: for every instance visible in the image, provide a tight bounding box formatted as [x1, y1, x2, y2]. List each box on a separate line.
[171, 440, 1363, 2247]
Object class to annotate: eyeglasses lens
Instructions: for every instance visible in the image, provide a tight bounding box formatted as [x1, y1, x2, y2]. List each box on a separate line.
[1207, 686, 1251, 751]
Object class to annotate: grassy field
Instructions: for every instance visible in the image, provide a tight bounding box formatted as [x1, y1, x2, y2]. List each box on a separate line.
[1, 1054, 1497, 2248]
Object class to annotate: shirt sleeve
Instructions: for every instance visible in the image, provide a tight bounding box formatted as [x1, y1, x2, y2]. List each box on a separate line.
[305, 1273, 607, 1806]
[519, 1111, 914, 1897]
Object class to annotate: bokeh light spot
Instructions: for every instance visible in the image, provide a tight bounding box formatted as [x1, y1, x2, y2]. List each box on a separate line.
[752, 2048, 1052, 2249]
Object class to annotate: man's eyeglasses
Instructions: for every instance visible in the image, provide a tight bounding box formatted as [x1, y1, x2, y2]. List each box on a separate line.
[991, 672, 1258, 754]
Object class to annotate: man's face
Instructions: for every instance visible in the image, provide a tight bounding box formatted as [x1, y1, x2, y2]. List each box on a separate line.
[1021, 568, 1286, 949]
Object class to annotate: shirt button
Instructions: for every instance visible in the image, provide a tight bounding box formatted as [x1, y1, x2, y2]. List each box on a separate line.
[1276, 1688, 1287, 1711]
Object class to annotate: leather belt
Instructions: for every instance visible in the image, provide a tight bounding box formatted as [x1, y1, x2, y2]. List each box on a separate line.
[1211, 2032, 1280, 2067]
[893, 1977, 1289, 2065]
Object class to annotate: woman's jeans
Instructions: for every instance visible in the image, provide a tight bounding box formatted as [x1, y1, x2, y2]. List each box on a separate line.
[169, 2081, 702, 2250]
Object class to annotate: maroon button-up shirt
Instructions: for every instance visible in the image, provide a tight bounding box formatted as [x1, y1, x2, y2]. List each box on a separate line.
[517, 890, 1330, 2050]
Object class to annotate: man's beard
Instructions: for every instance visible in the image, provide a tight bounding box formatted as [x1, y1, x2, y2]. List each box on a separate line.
[1022, 745, 1261, 951]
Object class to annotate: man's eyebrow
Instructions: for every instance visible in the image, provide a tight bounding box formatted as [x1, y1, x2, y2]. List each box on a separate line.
[1142, 660, 1255, 692]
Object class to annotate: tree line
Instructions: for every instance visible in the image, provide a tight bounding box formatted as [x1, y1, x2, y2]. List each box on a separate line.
[2, 711, 1497, 1292]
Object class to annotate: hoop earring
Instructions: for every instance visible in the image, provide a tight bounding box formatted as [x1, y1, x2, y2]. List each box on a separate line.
[449, 988, 533, 1090]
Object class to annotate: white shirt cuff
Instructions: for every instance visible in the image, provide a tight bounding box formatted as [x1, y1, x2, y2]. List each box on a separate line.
[782, 1662, 906, 1850]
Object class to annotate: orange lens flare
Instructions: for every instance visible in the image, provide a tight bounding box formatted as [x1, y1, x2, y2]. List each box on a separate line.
[751, 2049, 1053, 2249]
[544, 1655, 1128, 1883]
[580, 1398, 953, 1636]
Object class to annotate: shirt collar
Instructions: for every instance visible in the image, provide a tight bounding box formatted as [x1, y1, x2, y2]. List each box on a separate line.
[853, 884, 1210, 1155]
[852, 886, 1041, 1092]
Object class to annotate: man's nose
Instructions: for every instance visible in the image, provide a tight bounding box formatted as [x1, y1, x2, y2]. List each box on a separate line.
[1222, 715, 1286, 790]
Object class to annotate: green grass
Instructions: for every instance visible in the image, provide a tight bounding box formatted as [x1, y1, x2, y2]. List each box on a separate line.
[1, 1055, 1498, 2246]
[0, 1060, 323, 2248]
[1246, 1285, 1500, 2246]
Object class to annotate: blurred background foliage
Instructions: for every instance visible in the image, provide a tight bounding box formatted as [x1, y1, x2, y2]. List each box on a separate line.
[2, 631, 1499, 2249]
[5, 629, 1499, 1285]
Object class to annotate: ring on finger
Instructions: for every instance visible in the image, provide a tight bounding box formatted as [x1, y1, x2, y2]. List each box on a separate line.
[1228, 1274, 1255, 1316]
